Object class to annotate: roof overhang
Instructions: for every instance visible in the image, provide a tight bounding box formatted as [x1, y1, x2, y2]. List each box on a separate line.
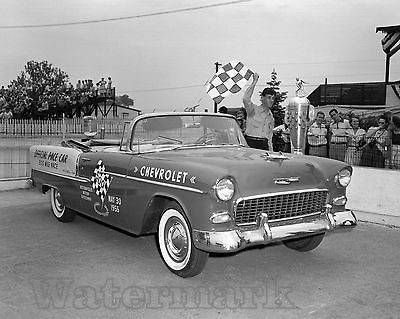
[376, 25, 400, 33]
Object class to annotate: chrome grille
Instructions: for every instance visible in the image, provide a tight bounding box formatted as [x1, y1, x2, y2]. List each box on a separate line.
[234, 190, 328, 226]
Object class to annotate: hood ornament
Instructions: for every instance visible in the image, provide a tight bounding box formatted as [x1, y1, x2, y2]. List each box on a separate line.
[262, 151, 289, 161]
[274, 176, 300, 185]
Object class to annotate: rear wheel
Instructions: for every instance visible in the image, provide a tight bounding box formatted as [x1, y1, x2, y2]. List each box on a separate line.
[158, 203, 208, 277]
[50, 188, 76, 223]
[283, 233, 325, 252]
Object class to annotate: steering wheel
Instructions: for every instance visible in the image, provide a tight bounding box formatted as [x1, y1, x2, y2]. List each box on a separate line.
[195, 132, 220, 145]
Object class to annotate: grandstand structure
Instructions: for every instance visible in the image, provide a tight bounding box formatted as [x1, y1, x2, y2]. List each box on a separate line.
[73, 87, 141, 119]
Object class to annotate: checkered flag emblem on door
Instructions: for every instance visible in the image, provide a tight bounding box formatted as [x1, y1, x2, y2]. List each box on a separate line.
[206, 60, 254, 104]
[91, 160, 112, 204]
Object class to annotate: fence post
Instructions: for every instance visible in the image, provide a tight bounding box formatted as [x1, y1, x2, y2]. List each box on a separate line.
[62, 113, 65, 140]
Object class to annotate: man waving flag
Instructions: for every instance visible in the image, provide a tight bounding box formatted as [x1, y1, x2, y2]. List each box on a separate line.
[206, 60, 254, 104]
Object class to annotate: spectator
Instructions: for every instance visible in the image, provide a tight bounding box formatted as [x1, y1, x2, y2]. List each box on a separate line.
[307, 111, 328, 157]
[359, 115, 390, 168]
[273, 123, 291, 152]
[218, 106, 228, 114]
[344, 116, 366, 165]
[235, 108, 247, 134]
[107, 77, 112, 96]
[389, 115, 400, 168]
[98, 77, 106, 96]
[328, 109, 351, 161]
[242, 73, 275, 151]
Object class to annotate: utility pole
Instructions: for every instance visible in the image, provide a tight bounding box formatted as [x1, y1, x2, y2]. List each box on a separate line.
[214, 61, 222, 113]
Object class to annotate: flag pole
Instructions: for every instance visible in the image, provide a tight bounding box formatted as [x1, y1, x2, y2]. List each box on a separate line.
[62, 113, 65, 140]
[214, 62, 221, 113]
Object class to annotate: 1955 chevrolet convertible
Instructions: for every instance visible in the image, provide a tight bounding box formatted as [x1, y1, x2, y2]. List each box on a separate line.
[29, 112, 357, 277]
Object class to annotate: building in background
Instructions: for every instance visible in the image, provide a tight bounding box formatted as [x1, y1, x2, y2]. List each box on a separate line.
[308, 24, 400, 117]
[307, 80, 400, 116]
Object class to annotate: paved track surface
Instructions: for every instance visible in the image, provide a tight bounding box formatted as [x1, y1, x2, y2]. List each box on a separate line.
[1, 189, 399, 319]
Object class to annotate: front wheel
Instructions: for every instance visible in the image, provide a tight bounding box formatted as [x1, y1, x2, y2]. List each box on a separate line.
[158, 203, 208, 277]
[50, 188, 76, 223]
[283, 233, 325, 252]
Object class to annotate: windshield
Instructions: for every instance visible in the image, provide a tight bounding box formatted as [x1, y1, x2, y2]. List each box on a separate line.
[130, 114, 247, 152]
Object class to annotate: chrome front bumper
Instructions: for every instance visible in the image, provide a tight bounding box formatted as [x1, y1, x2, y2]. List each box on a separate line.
[192, 210, 357, 253]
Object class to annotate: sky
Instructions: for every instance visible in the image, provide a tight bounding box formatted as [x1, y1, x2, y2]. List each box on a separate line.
[1, 0, 399, 114]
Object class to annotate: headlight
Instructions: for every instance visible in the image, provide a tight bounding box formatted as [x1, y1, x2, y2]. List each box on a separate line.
[214, 178, 235, 201]
[335, 168, 352, 188]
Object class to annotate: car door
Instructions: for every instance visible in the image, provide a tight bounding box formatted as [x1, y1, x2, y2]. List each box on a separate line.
[78, 151, 132, 231]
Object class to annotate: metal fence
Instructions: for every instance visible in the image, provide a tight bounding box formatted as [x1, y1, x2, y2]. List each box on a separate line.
[0, 118, 126, 137]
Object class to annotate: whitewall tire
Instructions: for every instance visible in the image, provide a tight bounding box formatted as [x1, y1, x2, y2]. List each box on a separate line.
[158, 203, 208, 277]
[50, 188, 76, 223]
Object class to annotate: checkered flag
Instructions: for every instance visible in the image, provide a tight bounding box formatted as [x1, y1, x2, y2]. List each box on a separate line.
[206, 60, 254, 104]
[91, 160, 112, 205]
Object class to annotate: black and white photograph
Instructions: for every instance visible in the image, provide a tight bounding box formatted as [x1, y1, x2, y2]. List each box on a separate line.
[0, 1, 399, 318]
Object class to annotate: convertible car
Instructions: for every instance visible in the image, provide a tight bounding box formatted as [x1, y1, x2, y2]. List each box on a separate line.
[29, 112, 357, 277]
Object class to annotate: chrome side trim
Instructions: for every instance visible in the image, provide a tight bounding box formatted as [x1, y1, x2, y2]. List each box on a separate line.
[125, 175, 204, 194]
[32, 168, 89, 183]
[33, 168, 204, 194]
[106, 171, 126, 179]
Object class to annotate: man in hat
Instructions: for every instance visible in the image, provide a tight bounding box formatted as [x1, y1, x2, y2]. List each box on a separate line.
[242, 73, 275, 150]
[218, 106, 228, 114]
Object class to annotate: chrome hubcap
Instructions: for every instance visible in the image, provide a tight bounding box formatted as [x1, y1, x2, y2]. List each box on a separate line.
[54, 190, 64, 212]
[165, 218, 188, 262]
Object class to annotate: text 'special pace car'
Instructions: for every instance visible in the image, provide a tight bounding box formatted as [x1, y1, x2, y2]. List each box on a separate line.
[29, 112, 357, 277]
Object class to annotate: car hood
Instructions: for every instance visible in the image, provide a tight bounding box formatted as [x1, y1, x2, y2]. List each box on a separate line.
[140, 146, 348, 196]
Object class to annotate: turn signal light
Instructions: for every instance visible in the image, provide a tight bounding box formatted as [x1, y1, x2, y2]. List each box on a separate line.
[332, 196, 347, 206]
[210, 211, 232, 224]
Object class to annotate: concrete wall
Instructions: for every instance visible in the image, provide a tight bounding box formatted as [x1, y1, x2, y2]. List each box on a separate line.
[0, 178, 31, 191]
[0, 145, 30, 179]
[347, 166, 400, 226]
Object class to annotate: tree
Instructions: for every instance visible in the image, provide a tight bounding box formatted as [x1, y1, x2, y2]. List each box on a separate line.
[116, 94, 134, 107]
[266, 68, 288, 126]
[3, 60, 72, 118]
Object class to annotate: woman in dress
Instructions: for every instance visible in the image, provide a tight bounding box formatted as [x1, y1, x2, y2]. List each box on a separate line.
[344, 116, 366, 165]
[359, 116, 390, 168]
[390, 116, 400, 169]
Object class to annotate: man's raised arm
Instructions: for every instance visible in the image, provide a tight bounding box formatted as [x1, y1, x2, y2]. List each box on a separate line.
[243, 73, 259, 113]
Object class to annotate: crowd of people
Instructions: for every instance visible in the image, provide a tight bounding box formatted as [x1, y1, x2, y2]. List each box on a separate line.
[305, 109, 400, 169]
[75, 77, 113, 98]
[0, 75, 114, 118]
[218, 72, 400, 170]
